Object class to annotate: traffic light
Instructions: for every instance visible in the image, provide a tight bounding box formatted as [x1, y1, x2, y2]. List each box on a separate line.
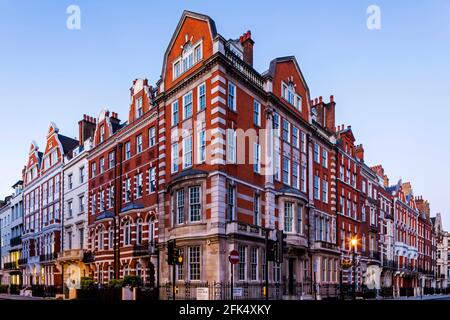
[167, 240, 176, 265]
[276, 230, 287, 263]
[176, 249, 183, 265]
[266, 239, 277, 262]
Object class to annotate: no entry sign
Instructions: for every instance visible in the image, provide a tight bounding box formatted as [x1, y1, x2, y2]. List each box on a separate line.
[228, 250, 240, 264]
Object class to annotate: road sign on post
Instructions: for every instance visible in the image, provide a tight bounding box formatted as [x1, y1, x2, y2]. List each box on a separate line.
[229, 250, 240, 264]
[229, 250, 239, 301]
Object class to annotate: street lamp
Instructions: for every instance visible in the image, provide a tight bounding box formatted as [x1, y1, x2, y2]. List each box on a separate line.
[350, 237, 358, 300]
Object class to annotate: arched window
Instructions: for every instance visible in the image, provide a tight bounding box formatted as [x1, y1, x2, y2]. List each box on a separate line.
[136, 219, 142, 245]
[123, 264, 130, 277]
[124, 221, 131, 246]
[108, 265, 114, 281]
[98, 228, 104, 250]
[136, 264, 142, 279]
[99, 268, 104, 284]
[149, 219, 155, 245]
[108, 227, 114, 250]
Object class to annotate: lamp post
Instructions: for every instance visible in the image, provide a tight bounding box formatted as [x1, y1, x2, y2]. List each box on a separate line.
[350, 237, 358, 300]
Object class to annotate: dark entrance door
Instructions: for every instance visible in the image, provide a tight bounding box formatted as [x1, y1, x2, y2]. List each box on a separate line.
[288, 258, 295, 295]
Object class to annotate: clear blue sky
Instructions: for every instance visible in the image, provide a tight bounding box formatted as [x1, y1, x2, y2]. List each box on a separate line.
[1, 1, 449, 228]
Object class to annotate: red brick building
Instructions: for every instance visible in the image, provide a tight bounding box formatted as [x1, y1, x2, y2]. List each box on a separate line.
[21, 123, 78, 288]
[86, 79, 159, 285]
[416, 196, 434, 291]
[335, 126, 363, 289]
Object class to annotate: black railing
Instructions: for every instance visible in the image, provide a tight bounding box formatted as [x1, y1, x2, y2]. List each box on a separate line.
[39, 252, 57, 262]
[380, 287, 394, 298]
[369, 251, 381, 260]
[224, 46, 264, 88]
[18, 257, 28, 265]
[77, 287, 122, 301]
[3, 262, 18, 270]
[132, 244, 148, 257]
[160, 281, 285, 300]
[82, 251, 95, 263]
[30, 285, 62, 297]
[399, 287, 415, 297]
[10, 236, 22, 247]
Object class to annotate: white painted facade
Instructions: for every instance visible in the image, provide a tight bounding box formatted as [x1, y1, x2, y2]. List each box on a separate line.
[60, 138, 92, 289]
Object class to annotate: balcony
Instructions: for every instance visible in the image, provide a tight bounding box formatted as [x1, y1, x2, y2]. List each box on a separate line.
[82, 251, 95, 263]
[369, 251, 381, 261]
[3, 262, 19, 270]
[132, 244, 149, 257]
[28, 255, 40, 264]
[18, 257, 28, 265]
[226, 221, 265, 239]
[39, 252, 57, 262]
[57, 249, 84, 262]
[313, 240, 339, 252]
[10, 236, 22, 247]
[224, 46, 264, 89]
[369, 224, 378, 232]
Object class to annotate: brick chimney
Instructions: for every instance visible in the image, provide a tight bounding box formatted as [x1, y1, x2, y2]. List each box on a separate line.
[325, 95, 336, 132]
[240, 30, 254, 67]
[78, 114, 97, 145]
[416, 196, 430, 217]
[355, 144, 364, 162]
[383, 175, 389, 188]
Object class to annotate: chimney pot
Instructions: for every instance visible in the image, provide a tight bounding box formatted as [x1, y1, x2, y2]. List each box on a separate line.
[319, 96, 323, 103]
[330, 95, 334, 102]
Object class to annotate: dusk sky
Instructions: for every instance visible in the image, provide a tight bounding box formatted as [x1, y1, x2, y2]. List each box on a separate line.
[1, 1, 449, 228]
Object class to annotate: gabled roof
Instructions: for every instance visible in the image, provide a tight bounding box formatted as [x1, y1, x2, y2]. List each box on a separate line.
[161, 10, 218, 83]
[264, 56, 310, 95]
[57, 134, 79, 155]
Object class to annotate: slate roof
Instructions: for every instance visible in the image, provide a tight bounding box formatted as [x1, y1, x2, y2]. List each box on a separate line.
[121, 202, 145, 213]
[58, 134, 79, 155]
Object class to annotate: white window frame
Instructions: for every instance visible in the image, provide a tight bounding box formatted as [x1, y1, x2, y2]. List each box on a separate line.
[253, 100, 261, 126]
[171, 101, 179, 126]
[136, 96, 143, 118]
[136, 134, 143, 154]
[183, 91, 193, 120]
[228, 82, 236, 111]
[198, 82, 206, 111]
[171, 143, 179, 173]
[149, 127, 156, 147]
[182, 135, 193, 169]
[226, 129, 236, 164]
[253, 142, 261, 174]
[197, 129, 206, 164]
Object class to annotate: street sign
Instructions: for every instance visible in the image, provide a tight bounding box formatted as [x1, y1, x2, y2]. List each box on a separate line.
[197, 287, 209, 300]
[229, 250, 240, 264]
[233, 287, 243, 297]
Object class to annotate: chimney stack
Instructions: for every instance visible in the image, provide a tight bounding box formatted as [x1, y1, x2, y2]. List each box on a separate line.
[239, 30, 254, 67]
[78, 114, 97, 146]
[325, 95, 336, 132]
[355, 144, 364, 162]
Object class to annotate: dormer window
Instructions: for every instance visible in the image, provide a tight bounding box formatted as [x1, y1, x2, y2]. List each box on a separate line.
[172, 40, 203, 80]
[100, 125, 105, 143]
[136, 96, 143, 119]
[281, 81, 302, 111]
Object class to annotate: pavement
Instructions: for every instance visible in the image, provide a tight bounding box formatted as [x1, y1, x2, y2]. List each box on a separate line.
[0, 293, 50, 300]
[391, 294, 450, 301]
[1, 293, 450, 301]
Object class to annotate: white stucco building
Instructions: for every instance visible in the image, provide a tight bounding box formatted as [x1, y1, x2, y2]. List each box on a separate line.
[57, 116, 95, 291]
